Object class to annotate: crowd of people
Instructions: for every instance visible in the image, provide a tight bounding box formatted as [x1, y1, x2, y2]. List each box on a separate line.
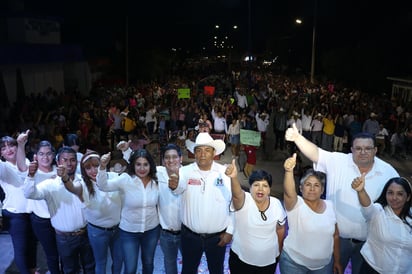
[0, 68, 412, 274]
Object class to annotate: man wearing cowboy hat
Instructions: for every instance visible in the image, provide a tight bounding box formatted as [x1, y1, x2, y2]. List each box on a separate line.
[171, 132, 233, 274]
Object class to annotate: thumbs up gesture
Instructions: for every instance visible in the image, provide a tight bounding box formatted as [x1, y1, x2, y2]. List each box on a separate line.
[100, 152, 111, 169]
[168, 167, 179, 190]
[351, 173, 366, 192]
[285, 123, 300, 142]
[17, 129, 30, 145]
[28, 154, 38, 177]
[57, 164, 69, 181]
[225, 159, 238, 178]
[284, 153, 297, 172]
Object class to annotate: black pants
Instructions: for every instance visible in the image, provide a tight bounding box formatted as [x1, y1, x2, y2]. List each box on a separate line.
[229, 249, 276, 274]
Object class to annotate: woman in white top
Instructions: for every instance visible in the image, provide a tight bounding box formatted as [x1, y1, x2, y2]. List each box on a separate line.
[16, 131, 61, 274]
[352, 176, 412, 273]
[63, 151, 123, 274]
[97, 148, 160, 274]
[281, 153, 342, 274]
[0, 135, 37, 274]
[225, 159, 286, 274]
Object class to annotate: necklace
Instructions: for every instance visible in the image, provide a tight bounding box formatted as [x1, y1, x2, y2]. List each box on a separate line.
[258, 199, 270, 221]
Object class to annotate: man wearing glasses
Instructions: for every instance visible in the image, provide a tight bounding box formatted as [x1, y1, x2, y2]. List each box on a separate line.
[285, 125, 399, 274]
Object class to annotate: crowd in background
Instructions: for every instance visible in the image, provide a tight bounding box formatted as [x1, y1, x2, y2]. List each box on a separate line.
[1, 68, 412, 273]
[1, 69, 411, 162]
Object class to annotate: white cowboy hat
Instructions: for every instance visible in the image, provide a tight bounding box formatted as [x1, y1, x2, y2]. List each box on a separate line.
[186, 132, 226, 156]
[109, 150, 128, 173]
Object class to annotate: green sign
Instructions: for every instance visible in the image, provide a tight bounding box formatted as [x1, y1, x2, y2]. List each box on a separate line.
[178, 88, 190, 99]
[240, 129, 261, 146]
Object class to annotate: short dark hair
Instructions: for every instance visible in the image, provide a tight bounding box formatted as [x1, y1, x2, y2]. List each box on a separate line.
[352, 132, 376, 147]
[36, 140, 55, 154]
[161, 144, 182, 159]
[0, 136, 17, 150]
[248, 170, 272, 187]
[56, 146, 76, 162]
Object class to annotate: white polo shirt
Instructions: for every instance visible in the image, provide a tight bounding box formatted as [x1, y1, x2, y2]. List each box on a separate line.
[175, 161, 233, 234]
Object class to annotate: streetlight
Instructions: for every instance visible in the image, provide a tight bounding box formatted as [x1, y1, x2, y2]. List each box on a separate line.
[310, 0, 317, 84]
[295, 0, 317, 84]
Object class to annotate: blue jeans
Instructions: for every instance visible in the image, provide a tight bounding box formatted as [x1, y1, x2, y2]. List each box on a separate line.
[2, 210, 37, 274]
[30, 213, 61, 274]
[159, 229, 182, 274]
[181, 225, 226, 274]
[279, 250, 333, 274]
[55, 230, 95, 274]
[120, 225, 160, 274]
[87, 223, 123, 274]
[339, 237, 365, 274]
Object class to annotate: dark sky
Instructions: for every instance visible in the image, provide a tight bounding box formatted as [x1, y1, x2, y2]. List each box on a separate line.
[20, 0, 412, 60]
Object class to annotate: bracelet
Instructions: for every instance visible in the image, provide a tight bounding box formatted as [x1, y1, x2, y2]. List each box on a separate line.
[62, 177, 70, 184]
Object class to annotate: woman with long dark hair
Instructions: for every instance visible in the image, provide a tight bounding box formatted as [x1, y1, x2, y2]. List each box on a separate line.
[62, 150, 123, 274]
[352, 176, 412, 273]
[97, 149, 160, 274]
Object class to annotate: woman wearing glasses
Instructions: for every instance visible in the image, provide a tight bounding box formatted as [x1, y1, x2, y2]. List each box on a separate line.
[225, 160, 286, 274]
[97, 149, 160, 274]
[16, 132, 62, 274]
[352, 176, 412, 273]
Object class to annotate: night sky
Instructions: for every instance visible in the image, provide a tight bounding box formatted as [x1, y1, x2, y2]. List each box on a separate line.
[15, 0, 412, 81]
[21, 1, 410, 51]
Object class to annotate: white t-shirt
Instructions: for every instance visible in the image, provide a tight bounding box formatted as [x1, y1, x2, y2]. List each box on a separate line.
[283, 196, 336, 270]
[231, 193, 286, 266]
[27, 166, 57, 218]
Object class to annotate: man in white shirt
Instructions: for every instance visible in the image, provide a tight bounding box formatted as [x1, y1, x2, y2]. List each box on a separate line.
[234, 88, 248, 109]
[157, 144, 183, 274]
[211, 107, 227, 134]
[285, 125, 399, 274]
[24, 147, 95, 274]
[301, 108, 313, 140]
[172, 133, 233, 274]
